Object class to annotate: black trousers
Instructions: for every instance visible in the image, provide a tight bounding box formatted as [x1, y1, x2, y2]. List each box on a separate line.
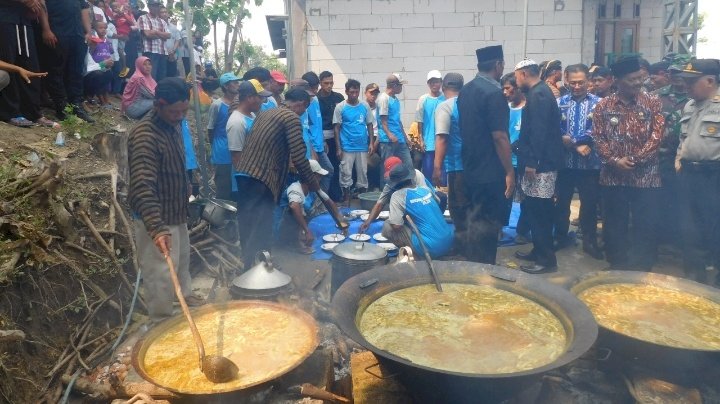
[166, 57, 178, 78]
[83, 70, 112, 97]
[463, 180, 507, 264]
[525, 195, 557, 267]
[37, 34, 87, 109]
[0, 22, 42, 121]
[214, 164, 232, 201]
[553, 169, 600, 242]
[448, 171, 469, 256]
[602, 186, 660, 270]
[658, 170, 680, 246]
[679, 165, 720, 282]
[325, 139, 342, 201]
[235, 176, 276, 269]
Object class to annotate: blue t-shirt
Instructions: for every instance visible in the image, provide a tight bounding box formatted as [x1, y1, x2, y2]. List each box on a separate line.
[508, 104, 523, 168]
[377, 92, 405, 144]
[260, 96, 278, 112]
[307, 97, 325, 152]
[435, 97, 463, 172]
[299, 110, 312, 160]
[207, 100, 232, 165]
[389, 186, 453, 258]
[181, 119, 198, 170]
[333, 101, 374, 152]
[416, 93, 445, 151]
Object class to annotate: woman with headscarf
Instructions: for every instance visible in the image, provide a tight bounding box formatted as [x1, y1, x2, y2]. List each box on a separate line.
[122, 56, 156, 119]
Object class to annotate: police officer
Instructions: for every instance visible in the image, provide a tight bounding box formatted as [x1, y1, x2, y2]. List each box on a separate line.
[676, 59, 720, 285]
[653, 59, 690, 247]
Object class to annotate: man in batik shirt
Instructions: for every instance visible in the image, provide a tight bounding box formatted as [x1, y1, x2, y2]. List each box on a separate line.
[593, 57, 665, 271]
[553, 64, 603, 259]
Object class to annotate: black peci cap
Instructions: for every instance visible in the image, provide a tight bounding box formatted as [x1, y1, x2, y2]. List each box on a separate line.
[610, 56, 641, 78]
[475, 45, 503, 63]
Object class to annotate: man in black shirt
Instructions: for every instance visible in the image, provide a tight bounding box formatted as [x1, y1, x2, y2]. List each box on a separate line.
[39, 0, 96, 122]
[513, 59, 565, 274]
[316, 71, 345, 200]
[457, 45, 515, 264]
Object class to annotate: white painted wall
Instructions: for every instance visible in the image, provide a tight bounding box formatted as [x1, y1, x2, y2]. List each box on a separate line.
[298, 0, 663, 125]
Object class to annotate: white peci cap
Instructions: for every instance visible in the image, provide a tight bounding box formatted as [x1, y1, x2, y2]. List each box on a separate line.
[514, 59, 539, 71]
[426, 70, 442, 81]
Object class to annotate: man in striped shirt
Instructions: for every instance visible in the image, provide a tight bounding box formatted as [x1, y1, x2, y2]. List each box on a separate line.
[137, 0, 170, 81]
[234, 88, 320, 268]
[128, 77, 202, 322]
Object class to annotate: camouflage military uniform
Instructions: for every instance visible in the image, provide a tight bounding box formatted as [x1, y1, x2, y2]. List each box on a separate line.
[653, 84, 689, 245]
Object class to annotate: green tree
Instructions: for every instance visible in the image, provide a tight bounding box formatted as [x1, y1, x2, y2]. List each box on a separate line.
[233, 41, 287, 75]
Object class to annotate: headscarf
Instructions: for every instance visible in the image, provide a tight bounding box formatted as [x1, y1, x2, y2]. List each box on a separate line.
[122, 56, 157, 112]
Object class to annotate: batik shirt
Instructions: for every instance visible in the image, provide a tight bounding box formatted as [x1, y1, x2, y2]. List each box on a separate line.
[558, 93, 602, 170]
[593, 92, 665, 188]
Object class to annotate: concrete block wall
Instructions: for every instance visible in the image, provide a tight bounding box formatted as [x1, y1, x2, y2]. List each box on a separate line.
[298, 0, 662, 125]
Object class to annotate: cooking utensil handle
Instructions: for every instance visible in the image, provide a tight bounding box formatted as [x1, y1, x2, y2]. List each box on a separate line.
[165, 255, 206, 369]
[405, 215, 443, 292]
[255, 250, 273, 269]
[315, 190, 348, 231]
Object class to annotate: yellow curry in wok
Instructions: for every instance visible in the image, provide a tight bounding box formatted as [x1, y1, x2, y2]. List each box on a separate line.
[140, 305, 316, 394]
[359, 283, 567, 374]
[578, 283, 720, 350]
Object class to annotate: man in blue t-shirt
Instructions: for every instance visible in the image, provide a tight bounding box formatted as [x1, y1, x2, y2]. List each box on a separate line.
[333, 79, 375, 205]
[242, 67, 277, 111]
[302, 72, 334, 194]
[376, 73, 413, 170]
[382, 164, 453, 258]
[501, 72, 530, 243]
[416, 70, 445, 184]
[227, 79, 269, 196]
[433, 72, 466, 255]
[207, 72, 241, 199]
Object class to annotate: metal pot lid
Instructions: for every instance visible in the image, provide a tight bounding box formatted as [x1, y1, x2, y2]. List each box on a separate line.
[207, 198, 237, 212]
[232, 251, 291, 290]
[333, 242, 387, 261]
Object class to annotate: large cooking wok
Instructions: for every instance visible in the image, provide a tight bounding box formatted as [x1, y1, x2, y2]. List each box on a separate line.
[133, 300, 318, 396]
[570, 270, 720, 383]
[331, 260, 598, 404]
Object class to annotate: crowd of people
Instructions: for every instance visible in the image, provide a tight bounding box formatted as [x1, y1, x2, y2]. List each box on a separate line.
[128, 46, 720, 321]
[0, 0, 201, 127]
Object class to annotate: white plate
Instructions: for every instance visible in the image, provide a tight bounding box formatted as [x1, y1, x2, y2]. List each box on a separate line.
[443, 210, 451, 217]
[321, 243, 338, 252]
[360, 213, 370, 221]
[350, 209, 369, 217]
[323, 233, 346, 242]
[349, 233, 371, 242]
[377, 242, 398, 251]
[378, 211, 390, 220]
[373, 233, 388, 242]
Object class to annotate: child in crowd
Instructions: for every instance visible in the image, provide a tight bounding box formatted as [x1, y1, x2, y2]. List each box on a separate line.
[85, 21, 115, 107]
[109, 0, 136, 77]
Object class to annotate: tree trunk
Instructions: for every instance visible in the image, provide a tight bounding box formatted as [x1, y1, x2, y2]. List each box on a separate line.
[213, 20, 219, 70]
[226, 10, 244, 73]
[223, 24, 230, 71]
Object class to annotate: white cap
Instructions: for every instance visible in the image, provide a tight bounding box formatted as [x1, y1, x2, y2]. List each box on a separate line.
[426, 70, 442, 81]
[308, 159, 329, 176]
[515, 58, 538, 71]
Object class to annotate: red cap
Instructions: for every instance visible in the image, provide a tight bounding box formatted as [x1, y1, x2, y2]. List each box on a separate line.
[384, 157, 402, 178]
[270, 70, 288, 84]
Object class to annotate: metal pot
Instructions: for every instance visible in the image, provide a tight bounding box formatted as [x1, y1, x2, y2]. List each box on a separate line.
[231, 251, 293, 299]
[202, 198, 237, 227]
[358, 191, 381, 211]
[570, 270, 720, 383]
[330, 242, 387, 296]
[132, 300, 318, 397]
[331, 260, 598, 404]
